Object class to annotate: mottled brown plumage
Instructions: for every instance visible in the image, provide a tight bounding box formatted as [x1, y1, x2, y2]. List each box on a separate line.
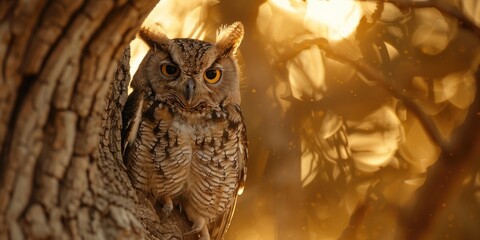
[122, 22, 247, 240]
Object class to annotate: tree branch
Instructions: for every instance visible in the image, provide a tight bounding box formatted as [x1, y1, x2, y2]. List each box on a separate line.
[398, 66, 480, 239]
[278, 38, 450, 151]
[368, 0, 480, 37]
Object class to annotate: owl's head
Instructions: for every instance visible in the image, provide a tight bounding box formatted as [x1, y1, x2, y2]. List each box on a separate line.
[132, 22, 244, 116]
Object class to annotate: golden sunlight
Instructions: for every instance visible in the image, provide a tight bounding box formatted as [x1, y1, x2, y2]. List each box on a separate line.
[304, 0, 363, 41]
[124, 1, 480, 239]
[2, 1, 480, 240]
[263, 0, 364, 41]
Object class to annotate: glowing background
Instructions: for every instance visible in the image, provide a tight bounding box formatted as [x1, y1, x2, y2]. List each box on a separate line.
[130, 0, 480, 239]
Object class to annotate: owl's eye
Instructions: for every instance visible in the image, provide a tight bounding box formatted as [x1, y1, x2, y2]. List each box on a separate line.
[204, 69, 222, 84]
[161, 64, 180, 77]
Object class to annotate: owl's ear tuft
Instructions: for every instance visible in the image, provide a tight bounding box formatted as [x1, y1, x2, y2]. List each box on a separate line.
[138, 26, 170, 51]
[216, 22, 244, 56]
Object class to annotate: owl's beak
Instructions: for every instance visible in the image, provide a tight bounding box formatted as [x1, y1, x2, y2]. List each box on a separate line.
[184, 79, 196, 104]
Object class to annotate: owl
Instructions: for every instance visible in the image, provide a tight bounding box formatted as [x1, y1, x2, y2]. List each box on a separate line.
[121, 22, 247, 240]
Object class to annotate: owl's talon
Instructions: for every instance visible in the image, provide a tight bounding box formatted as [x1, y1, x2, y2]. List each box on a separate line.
[183, 223, 209, 240]
[184, 203, 210, 239]
[162, 196, 173, 216]
[183, 226, 201, 236]
[162, 202, 173, 216]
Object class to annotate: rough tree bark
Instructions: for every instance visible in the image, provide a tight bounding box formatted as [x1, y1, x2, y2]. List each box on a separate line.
[0, 1, 193, 239]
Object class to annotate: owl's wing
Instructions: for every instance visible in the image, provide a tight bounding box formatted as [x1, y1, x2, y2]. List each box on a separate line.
[121, 90, 144, 158]
[210, 121, 248, 240]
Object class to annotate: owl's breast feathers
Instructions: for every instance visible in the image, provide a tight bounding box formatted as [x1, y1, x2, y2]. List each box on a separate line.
[123, 93, 247, 221]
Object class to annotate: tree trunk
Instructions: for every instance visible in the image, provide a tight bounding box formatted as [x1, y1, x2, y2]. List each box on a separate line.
[0, 1, 191, 239]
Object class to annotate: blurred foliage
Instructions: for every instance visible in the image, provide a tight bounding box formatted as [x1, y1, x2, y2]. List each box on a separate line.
[130, 0, 480, 239]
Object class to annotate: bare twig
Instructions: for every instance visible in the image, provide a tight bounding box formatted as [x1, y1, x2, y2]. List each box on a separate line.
[338, 201, 370, 240]
[365, 0, 480, 37]
[399, 67, 480, 239]
[278, 38, 451, 151]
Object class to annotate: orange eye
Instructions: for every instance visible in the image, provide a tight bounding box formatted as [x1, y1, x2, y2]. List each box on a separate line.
[161, 64, 179, 77]
[204, 69, 222, 84]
